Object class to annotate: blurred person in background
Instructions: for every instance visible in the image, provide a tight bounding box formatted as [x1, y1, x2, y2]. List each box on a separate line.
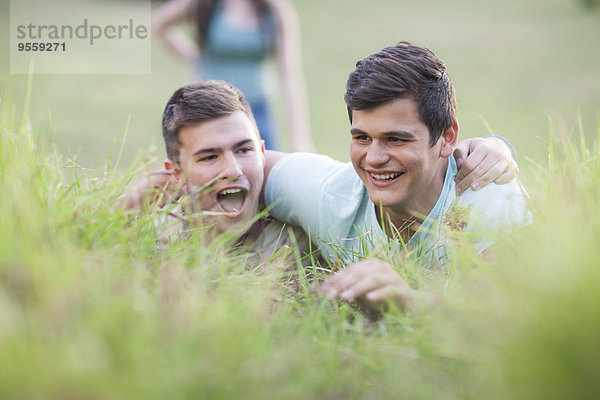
[153, 0, 314, 152]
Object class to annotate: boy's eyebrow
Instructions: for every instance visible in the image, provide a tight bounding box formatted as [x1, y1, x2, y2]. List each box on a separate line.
[234, 139, 254, 148]
[190, 139, 255, 157]
[191, 147, 220, 157]
[383, 130, 416, 139]
[350, 128, 366, 136]
[350, 128, 416, 139]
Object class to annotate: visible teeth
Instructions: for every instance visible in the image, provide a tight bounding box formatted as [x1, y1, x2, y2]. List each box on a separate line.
[371, 172, 401, 181]
[218, 188, 243, 196]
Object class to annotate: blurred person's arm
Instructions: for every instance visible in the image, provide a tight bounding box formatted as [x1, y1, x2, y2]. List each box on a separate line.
[152, 0, 201, 66]
[269, 0, 315, 152]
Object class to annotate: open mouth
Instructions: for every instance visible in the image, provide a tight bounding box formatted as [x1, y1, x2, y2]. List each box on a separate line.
[216, 188, 247, 214]
[370, 172, 403, 181]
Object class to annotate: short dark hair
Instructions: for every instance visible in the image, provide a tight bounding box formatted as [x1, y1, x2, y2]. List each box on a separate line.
[162, 80, 259, 164]
[344, 42, 457, 146]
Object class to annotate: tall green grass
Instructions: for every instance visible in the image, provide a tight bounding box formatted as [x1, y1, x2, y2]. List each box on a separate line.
[1, 83, 599, 399]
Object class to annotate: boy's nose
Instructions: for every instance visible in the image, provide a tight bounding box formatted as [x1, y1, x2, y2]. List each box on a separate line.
[365, 141, 390, 166]
[221, 152, 243, 179]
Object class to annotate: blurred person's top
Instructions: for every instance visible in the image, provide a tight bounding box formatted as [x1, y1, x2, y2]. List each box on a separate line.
[201, 3, 276, 104]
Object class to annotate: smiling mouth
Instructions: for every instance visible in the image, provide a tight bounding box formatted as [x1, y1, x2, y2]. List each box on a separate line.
[369, 172, 404, 181]
[216, 188, 247, 213]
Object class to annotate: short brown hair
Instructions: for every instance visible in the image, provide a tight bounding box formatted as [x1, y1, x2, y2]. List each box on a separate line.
[344, 42, 457, 146]
[162, 80, 259, 164]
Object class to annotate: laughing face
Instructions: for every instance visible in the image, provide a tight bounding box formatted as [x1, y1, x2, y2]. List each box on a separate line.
[167, 111, 265, 236]
[349, 97, 457, 227]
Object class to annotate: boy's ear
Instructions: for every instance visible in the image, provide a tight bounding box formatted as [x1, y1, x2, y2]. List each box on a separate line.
[440, 122, 459, 158]
[164, 158, 186, 191]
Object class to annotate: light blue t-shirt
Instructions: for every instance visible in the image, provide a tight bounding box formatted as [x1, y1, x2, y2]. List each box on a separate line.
[202, 7, 276, 104]
[264, 152, 532, 265]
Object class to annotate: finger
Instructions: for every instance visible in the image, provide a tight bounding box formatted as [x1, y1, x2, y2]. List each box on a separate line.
[453, 148, 466, 169]
[339, 275, 385, 302]
[339, 263, 408, 303]
[319, 281, 340, 299]
[454, 147, 486, 184]
[365, 285, 407, 309]
[494, 159, 519, 184]
[453, 139, 472, 168]
[468, 163, 506, 191]
[456, 169, 482, 194]
[494, 170, 513, 185]
[455, 157, 491, 194]
[321, 267, 366, 298]
[322, 258, 397, 298]
[459, 148, 513, 193]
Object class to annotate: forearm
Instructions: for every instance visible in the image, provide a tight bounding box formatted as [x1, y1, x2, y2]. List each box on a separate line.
[155, 28, 200, 65]
[272, 0, 314, 152]
[152, 0, 200, 65]
[280, 68, 313, 152]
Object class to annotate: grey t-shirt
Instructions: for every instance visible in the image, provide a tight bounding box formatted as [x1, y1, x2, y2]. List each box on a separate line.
[155, 206, 318, 268]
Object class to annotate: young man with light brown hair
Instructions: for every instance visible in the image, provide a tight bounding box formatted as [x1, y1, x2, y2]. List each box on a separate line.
[147, 79, 312, 265]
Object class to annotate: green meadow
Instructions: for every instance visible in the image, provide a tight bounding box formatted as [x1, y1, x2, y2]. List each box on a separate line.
[1, 0, 600, 398]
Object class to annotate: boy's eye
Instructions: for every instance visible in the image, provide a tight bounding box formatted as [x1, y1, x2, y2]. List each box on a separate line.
[387, 135, 413, 144]
[199, 154, 217, 162]
[353, 135, 370, 142]
[237, 146, 253, 154]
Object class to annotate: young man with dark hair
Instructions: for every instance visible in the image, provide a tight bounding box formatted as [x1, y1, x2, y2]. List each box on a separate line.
[263, 42, 531, 311]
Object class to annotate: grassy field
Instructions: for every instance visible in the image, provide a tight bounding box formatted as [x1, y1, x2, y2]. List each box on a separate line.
[2, 69, 600, 399]
[2, 0, 600, 398]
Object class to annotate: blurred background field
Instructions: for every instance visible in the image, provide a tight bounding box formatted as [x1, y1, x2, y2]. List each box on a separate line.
[0, 0, 599, 170]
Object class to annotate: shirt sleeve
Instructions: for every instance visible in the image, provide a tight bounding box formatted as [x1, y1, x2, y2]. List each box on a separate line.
[264, 152, 346, 237]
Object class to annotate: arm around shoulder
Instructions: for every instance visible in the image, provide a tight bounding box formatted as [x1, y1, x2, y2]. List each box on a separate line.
[454, 136, 520, 195]
[261, 150, 289, 202]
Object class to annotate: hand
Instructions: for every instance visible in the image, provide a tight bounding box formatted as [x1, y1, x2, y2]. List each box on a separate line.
[320, 259, 435, 316]
[453, 137, 519, 195]
[118, 170, 181, 211]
